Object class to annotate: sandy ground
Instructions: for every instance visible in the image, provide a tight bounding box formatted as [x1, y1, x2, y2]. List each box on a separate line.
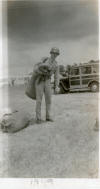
[0, 85, 99, 178]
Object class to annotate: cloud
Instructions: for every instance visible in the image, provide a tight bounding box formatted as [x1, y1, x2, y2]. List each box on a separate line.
[5, 0, 98, 76]
[7, 0, 98, 43]
[8, 34, 98, 76]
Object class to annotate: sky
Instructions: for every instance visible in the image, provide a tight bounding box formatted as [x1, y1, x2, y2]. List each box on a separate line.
[3, 0, 99, 77]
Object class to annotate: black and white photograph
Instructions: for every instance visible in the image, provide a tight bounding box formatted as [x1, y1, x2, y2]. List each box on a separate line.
[0, 0, 99, 180]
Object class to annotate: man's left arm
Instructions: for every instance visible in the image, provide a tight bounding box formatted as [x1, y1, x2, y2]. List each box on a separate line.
[54, 65, 60, 93]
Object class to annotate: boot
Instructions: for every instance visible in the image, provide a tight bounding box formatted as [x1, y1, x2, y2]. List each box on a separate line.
[46, 118, 54, 122]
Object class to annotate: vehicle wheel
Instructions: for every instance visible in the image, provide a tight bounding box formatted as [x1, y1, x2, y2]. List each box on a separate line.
[90, 82, 99, 92]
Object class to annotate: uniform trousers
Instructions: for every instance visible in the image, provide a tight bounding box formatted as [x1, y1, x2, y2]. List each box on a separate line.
[35, 78, 52, 120]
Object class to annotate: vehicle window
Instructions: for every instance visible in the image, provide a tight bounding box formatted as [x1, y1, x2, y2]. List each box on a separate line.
[70, 68, 74, 75]
[74, 68, 79, 75]
[92, 64, 99, 73]
[81, 66, 91, 74]
[81, 67, 86, 74]
[70, 68, 79, 75]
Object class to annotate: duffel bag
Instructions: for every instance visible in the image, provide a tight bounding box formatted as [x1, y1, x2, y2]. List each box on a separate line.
[25, 57, 49, 100]
[0, 110, 31, 133]
[25, 73, 37, 100]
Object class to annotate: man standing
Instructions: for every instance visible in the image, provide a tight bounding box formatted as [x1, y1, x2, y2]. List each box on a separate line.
[34, 47, 60, 124]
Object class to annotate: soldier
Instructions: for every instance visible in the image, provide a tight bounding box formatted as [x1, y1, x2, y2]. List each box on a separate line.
[34, 47, 60, 124]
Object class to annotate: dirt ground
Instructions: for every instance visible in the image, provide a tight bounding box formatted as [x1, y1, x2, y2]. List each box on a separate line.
[0, 85, 99, 178]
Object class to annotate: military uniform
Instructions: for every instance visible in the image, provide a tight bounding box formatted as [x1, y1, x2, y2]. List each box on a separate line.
[34, 57, 59, 121]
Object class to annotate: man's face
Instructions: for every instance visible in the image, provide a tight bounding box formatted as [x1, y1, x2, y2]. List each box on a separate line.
[51, 53, 59, 59]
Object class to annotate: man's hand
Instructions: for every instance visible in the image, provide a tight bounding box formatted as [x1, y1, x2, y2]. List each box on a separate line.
[55, 86, 60, 94]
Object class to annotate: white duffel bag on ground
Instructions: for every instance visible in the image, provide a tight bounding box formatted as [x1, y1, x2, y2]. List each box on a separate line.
[0, 110, 31, 133]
